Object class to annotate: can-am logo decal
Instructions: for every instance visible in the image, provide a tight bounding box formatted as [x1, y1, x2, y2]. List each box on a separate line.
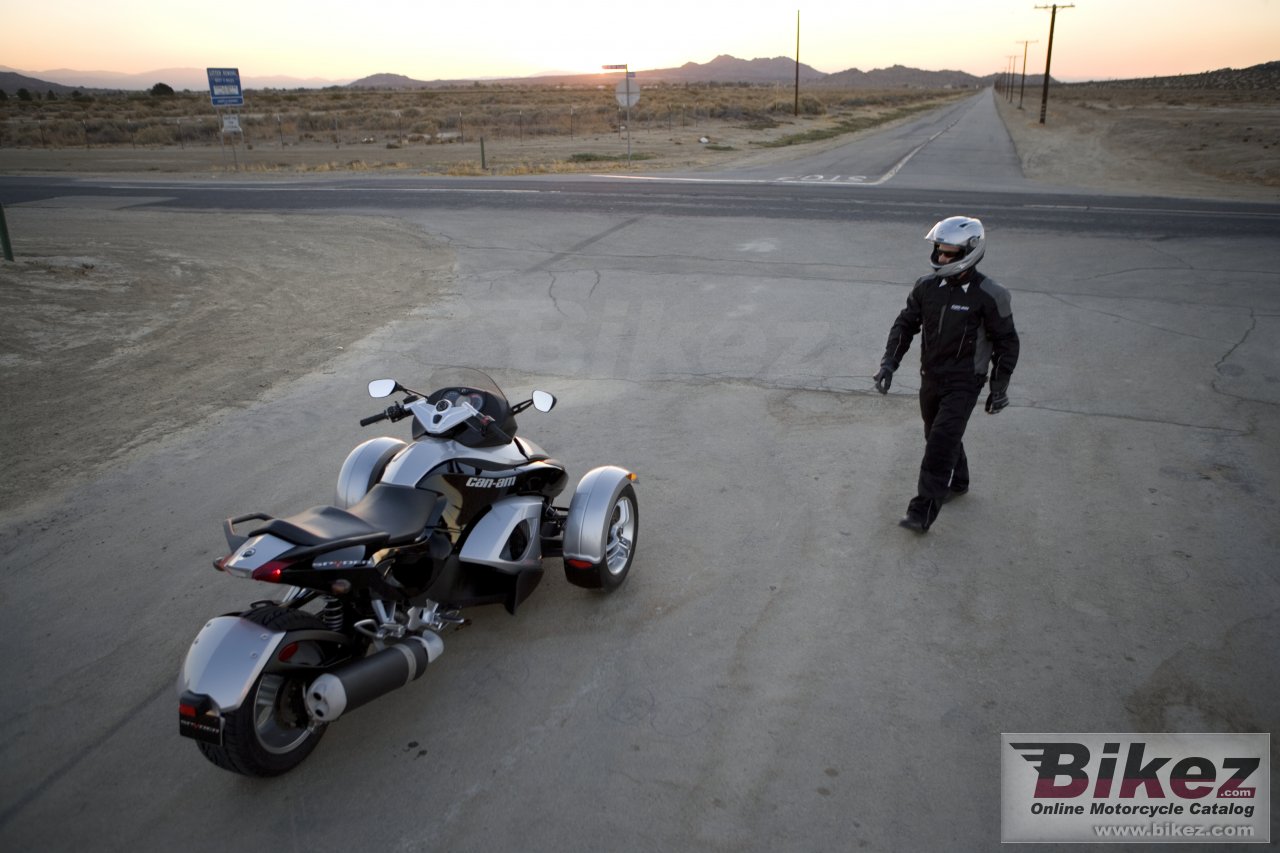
[466, 476, 516, 489]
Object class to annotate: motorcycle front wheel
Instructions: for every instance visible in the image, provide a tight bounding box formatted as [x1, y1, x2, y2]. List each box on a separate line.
[565, 483, 638, 591]
[196, 606, 328, 777]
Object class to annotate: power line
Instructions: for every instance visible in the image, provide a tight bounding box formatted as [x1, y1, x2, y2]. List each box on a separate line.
[1035, 3, 1075, 124]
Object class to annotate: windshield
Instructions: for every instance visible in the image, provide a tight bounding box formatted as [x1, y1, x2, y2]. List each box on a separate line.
[420, 366, 508, 405]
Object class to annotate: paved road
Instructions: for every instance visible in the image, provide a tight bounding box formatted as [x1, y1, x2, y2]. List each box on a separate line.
[1, 95, 1277, 237]
[2, 90, 1278, 851]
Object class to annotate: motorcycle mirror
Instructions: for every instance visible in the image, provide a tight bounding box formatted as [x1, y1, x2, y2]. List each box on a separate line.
[368, 379, 397, 399]
[532, 391, 556, 413]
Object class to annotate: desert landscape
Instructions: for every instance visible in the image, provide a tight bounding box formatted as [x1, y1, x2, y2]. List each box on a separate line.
[0, 83, 967, 176]
[1, 72, 1278, 514]
[995, 82, 1279, 201]
[2, 59, 1278, 198]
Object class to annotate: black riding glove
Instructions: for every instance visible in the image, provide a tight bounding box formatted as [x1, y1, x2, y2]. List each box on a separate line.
[873, 362, 894, 394]
[985, 381, 1010, 414]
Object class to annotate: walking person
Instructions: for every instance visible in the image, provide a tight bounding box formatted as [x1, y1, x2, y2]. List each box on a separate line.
[873, 216, 1020, 533]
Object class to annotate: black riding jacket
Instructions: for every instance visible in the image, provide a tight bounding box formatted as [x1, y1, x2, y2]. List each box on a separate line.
[882, 270, 1020, 387]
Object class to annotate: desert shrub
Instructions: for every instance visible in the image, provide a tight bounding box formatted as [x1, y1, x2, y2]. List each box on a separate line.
[87, 121, 130, 144]
[135, 124, 174, 145]
[298, 112, 334, 131]
[797, 95, 826, 115]
[445, 160, 486, 176]
[768, 95, 827, 115]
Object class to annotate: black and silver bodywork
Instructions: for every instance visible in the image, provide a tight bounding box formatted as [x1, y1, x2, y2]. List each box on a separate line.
[178, 368, 638, 776]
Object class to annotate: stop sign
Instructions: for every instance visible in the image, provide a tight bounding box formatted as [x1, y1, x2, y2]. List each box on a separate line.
[615, 79, 641, 108]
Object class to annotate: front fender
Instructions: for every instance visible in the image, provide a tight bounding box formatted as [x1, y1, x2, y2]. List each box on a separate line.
[178, 616, 287, 713]
[563, 466, 634, 565]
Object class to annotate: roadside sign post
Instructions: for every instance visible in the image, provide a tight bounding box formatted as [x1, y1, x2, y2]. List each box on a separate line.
[603, 64, 639, 165]
[207, 68, 245, 169]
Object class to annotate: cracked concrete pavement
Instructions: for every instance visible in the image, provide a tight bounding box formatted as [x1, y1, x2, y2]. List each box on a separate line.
[1, 107, 1277, 849]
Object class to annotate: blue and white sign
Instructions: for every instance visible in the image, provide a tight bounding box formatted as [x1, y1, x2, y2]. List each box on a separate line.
[207, 68, 243, 106]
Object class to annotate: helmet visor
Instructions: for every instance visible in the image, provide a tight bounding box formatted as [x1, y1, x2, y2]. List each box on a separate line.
[931, 243, 965, 265]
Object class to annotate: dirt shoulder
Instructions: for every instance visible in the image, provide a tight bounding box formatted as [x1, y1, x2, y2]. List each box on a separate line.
[0, 207, 453, 515]
[994, 86, 1280, 202]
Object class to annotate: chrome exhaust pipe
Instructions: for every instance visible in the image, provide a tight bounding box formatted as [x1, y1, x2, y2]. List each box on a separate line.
[304, 632, 442, 722]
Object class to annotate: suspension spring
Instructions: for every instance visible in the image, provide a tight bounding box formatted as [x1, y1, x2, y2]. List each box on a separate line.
[320, 596, 345, 631]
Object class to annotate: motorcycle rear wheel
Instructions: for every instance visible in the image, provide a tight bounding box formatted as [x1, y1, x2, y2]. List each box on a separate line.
[196, 606, 329, 777]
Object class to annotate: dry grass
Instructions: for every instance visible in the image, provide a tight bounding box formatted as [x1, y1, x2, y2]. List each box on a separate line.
[0, 84, 967, 175]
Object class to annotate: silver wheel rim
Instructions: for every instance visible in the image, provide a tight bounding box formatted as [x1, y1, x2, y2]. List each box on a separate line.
[253, 674, 313, 754]
[605, 495, 636, 575]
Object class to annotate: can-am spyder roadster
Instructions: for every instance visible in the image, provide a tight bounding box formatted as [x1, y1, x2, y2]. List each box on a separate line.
[178, 368, 638, 776]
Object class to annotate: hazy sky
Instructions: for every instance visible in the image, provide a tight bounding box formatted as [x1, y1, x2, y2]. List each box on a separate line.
[3, 0, 1277, 82]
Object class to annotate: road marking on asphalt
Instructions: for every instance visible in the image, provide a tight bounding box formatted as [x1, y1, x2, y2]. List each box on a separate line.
[15, 195, 177, 209]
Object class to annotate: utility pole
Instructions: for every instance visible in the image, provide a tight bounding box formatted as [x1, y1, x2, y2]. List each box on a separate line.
[1007, 55, 1019, 102]
[1035, 3, 1074, 124]
[794, 10, 801, 117]
[1016, 40, 1038, 109]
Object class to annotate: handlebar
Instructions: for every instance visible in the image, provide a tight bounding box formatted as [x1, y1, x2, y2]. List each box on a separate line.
[359, 395, 510, 443]
[360, 402, 406, 428]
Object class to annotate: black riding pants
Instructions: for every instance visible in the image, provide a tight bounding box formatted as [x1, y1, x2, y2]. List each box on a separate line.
[908, 373, 983, 524]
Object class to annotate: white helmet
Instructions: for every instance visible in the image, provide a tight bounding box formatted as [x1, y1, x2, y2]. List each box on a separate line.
[925, 216, 985, 277]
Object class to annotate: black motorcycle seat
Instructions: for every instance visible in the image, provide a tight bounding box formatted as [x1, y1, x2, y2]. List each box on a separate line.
[252, 485, 442, 548]
[346, 484, 443, 544]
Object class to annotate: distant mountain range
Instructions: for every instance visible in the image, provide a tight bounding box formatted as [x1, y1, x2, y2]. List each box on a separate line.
[0, 56, 1009, 94]
[0, 66, 338, 94]
[2, 56, 1276, 95]
[349, 55, 986, 90]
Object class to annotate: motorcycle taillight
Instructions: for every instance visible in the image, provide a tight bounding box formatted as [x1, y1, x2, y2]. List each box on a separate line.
[251, 560, 292, 583]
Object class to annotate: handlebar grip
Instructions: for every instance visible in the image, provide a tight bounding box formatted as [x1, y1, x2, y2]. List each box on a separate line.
[360, 412, 388, 427]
